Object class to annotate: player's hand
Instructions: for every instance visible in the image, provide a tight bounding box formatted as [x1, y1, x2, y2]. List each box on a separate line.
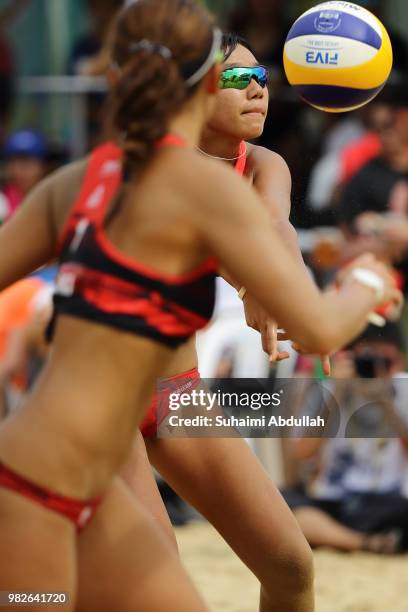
[291, 342, 331, 376]
[243, 294, 290, 362]
[268, 322, 290, 363]
[337, 253, 404, 318]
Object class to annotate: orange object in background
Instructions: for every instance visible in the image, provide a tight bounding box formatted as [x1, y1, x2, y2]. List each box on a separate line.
[0, 278, 45, 355]
[311, 233, 344, 270]
[0, 276, 46, 388]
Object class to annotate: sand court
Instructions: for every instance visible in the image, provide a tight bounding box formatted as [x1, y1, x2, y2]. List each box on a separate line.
[177, 522, 408, 612]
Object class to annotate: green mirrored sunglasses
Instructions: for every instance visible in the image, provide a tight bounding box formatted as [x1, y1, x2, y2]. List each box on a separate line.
[219, 66, 269, 90]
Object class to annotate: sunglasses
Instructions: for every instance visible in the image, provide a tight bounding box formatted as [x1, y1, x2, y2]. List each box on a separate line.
[219, 66, 269, 90]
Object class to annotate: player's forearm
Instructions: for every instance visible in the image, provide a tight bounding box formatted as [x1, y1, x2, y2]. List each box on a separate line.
[318, 282, 377, 353]
[272, 218, 305, 267]
[218, 267, 240, 291]
[221, 220, 304, 294]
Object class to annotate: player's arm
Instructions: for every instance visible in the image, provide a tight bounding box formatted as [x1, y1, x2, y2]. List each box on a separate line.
[251, 146, 304, 265]
[219, 149, 295, 286]
[0, 159, 86, 292]
[193, 161, 398, 355]
[252, 147, 335, 369]
[244, 147, 317, 360]
[0, 176, 56, 291]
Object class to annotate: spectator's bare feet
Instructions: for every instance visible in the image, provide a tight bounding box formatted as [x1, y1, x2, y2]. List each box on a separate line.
[362, 530, 403, 555]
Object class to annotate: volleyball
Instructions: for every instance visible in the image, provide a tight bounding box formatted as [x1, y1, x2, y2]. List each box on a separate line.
[283, 1, 393, 112]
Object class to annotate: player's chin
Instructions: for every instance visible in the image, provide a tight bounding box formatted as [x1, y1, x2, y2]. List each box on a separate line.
[240, 114, 266, 138]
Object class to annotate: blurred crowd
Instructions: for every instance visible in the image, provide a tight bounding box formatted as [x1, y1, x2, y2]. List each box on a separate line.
[1, 0, 408, 550]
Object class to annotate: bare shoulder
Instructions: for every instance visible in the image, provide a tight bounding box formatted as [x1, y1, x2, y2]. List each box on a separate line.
[153, 147, 264, 231]
[47, 158, 89, 232]
[188, 150, 258, 204]
[248, 144, 291, 182]
[48, 158, 88, 199]
[246, 144, 292, 218]
[174, 149, 266, 230]
[26, 157, 88, 208]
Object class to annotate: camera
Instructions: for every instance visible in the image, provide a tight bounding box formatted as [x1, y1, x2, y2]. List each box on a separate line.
[354, 350, 393, 378]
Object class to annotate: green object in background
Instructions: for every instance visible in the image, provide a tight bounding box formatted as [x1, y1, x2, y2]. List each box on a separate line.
[314, 358, 328, 380]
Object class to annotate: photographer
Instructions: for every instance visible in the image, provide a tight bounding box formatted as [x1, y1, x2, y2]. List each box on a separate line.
[281, 323, 408, 554]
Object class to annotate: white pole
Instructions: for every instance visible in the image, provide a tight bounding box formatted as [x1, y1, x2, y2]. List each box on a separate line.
[46, 0, 69, 75]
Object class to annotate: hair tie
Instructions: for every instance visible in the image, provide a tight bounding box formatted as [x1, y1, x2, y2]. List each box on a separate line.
[129, 39, 172, 60]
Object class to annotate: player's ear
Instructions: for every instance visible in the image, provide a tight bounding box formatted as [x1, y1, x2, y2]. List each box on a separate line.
[204, 64, 221, 94]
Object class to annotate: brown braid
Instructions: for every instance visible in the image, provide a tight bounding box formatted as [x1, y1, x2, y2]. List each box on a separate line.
[107, 0, 215, 174]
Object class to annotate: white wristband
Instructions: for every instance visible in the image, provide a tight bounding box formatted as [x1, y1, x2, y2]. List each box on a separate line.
[238, 287, 247, 301]
[349, 267, 385, 304]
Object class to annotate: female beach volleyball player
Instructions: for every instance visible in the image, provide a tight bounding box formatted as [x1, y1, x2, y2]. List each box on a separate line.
[108, 34, 320, 612]
[0, 1, 401, 610]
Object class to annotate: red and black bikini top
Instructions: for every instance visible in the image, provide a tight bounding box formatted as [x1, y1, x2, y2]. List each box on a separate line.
[50, 135, 247, 348]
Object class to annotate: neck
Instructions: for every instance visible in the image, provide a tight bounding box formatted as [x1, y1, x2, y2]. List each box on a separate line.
[168, 108, 203, 148]
[200, 126, 243, 166]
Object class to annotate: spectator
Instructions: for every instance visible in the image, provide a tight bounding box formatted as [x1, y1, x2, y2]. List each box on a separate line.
[359, 0, 408, 77]
[0, 129, 48, 223]
[336, 82, 408, 291]
[0, 0, 31, 135]
[68, 1, 123, 147]
[69, 0, 123, 75]
[282, 323, 408, 554]
[305, 101, 389, 227]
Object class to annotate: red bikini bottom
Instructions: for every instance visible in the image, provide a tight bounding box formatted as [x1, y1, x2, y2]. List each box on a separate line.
[0, 460, 101, 530]
[0, 369, 201, 525]
[141, 368, 201, 437]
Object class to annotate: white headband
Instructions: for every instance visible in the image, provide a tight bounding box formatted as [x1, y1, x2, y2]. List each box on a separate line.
[185, 28, 222, 88]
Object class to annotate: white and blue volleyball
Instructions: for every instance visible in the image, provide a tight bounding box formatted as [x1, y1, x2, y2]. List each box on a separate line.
[283, 1, 393, 112]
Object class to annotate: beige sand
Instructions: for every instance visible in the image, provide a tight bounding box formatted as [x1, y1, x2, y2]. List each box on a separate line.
[176, 522, 408, 612]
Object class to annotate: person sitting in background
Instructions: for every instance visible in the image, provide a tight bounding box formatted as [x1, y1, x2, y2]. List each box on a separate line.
[282, 322, 408, 554]
[337, 82, 408, 292]
[0, 129, 48, 223]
